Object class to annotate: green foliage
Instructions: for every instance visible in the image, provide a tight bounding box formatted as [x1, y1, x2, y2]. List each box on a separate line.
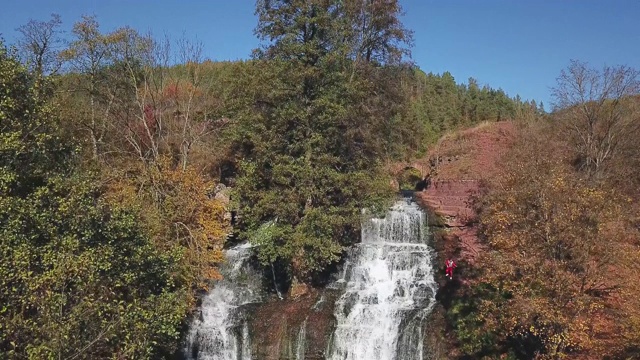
[0, 41, 187, 359]
[446, 284, 504, 357]
[0, 45, 72, 195]
[397, 167, 422, 190]
[226, 1, 410, 279]
[0, 177, 188, 359]
[402, 69, 538, 145]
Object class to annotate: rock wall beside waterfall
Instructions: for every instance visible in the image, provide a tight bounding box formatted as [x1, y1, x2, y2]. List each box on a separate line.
[415, 180, 483, 266]
[249, 289, 340, 360]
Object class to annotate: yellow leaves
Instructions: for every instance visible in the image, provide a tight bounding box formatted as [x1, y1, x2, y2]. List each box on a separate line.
[472, 134, 640, 358]
[156, 163, 229, 285]
[551, 174, 566, 190]
[103, 176, 139, 209]
[507, 317, 588, 356]
[529, 325, 538, 336]
[103, 157, 231, 292]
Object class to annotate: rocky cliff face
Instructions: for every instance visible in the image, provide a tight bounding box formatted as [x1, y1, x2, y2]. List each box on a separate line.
[416, 180, 483, 266]
[249, 289, 339, 360]
[415, 121, 516, 267]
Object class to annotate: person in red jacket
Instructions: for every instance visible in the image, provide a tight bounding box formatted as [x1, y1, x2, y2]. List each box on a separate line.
[445, 259, 457, 279]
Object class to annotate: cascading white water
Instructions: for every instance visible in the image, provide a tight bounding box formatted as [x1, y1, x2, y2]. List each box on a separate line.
[329, 199, 437, 360]
[184, 242, 261, 360]
[295, 318, 307, 360]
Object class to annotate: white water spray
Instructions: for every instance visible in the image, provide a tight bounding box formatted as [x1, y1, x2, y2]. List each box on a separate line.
[184, 242, 261, 360]
[329, 200, 437, 360]
[295, 318, 307, 360]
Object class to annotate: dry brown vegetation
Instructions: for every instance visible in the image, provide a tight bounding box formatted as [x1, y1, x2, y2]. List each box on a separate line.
[414, 105, 640, 359]
[426, 121, 516, 180]
[450, 117, 640, 359]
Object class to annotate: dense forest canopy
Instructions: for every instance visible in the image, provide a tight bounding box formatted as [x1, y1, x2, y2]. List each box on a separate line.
[2, 1, 637, 359]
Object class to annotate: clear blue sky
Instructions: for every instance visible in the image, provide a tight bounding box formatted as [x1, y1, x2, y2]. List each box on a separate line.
[1, 0, 639, 108]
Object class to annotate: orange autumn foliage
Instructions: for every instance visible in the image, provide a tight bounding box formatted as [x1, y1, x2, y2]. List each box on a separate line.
[105, 157, 229, 294]
[475, 124, 640, 359]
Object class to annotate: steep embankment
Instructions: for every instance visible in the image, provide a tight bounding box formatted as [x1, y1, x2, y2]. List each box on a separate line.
[406, 120, 517, 357]
[415, 121, 516, 267]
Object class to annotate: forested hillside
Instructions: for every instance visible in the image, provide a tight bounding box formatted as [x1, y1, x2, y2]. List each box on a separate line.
[3, 1, 636, 359]
[444, 62, 640, 359]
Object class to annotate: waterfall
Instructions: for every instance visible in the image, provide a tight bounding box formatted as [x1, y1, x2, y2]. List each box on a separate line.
[295, 318, 307, 360]
[328, 199, 437, 360]
[184, 242, 261, 360]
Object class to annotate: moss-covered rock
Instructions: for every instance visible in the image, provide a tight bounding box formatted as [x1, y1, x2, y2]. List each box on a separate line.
[397, 167, 424, 190]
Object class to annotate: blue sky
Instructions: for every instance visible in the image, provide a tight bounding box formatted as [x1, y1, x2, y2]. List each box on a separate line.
[1, 0, 639, 107]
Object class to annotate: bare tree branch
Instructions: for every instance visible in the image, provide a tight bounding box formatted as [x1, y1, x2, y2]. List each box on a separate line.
[551, 60, 640, 179]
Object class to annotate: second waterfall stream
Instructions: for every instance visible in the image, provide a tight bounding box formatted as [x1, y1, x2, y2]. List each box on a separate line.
[327, 199, 437, 360]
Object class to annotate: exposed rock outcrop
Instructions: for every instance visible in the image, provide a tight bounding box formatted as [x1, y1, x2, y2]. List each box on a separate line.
[415, 121, 516, 266]
[250, 290, 339, 360]
[416, 180, 483, 266]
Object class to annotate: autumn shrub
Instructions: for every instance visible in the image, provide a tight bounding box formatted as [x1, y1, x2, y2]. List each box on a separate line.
[460, 121, 639, 359]
[104, 157, 230, 295]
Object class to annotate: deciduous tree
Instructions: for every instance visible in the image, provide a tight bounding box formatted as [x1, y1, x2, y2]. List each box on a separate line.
[15, 13, 64, 77]
[60, 15, 121, 159]
[551, 60, 640, 179]
[0, 41, 187, 360]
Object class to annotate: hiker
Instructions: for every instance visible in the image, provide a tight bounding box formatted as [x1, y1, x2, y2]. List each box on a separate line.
[445, 259, 457, 279]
